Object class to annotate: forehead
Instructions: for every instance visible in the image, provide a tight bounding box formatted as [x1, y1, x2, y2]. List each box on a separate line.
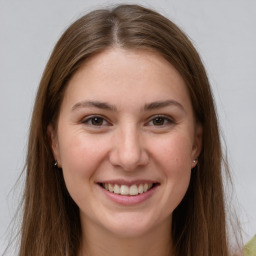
[62, 48, 192, 113]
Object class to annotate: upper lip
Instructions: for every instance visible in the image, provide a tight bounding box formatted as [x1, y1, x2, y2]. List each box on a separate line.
[97, 179, 160, 186]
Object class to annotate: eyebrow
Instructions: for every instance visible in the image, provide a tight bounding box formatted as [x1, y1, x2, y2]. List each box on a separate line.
[71, 99, 184, 112]
[144, 100, 185, 112]
[72, 101, 117, 112]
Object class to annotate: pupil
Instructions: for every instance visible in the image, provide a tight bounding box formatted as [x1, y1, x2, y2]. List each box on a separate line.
[153, 117, 164, 125]
[92, 117, 103, 125]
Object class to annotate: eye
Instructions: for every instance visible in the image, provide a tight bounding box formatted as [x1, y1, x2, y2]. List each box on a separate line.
[146, 115, 174, 126]
[82, 116, 110, 127]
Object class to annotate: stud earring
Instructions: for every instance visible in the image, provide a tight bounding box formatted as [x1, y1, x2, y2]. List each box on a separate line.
[192, 159, 198, 164]
[54, 160, 58, 167]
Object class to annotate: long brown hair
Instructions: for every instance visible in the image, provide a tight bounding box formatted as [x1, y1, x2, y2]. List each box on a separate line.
[17, 4, 236, 256]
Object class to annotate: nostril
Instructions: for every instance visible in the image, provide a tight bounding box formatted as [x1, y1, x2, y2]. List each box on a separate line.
[108, 136, 149, 171]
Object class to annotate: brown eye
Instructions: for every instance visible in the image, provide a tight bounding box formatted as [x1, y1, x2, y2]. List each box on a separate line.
[82, 116, 109, 126]
[152, 117, 166, 126]
[146, 115, 174, 127]
[91, 117, 104, 126]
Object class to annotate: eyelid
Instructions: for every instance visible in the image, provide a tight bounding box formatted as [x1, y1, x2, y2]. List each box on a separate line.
[145, 114, 175, 126]
[80, 114, 175, 127]
[81, 115, 112, 126]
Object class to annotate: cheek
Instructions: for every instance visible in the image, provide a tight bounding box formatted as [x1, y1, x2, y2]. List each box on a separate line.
[58, 132, 111, 211]
[154, 131, 193, 169]
[151, 133, 193, 210]
[160, 135, 192, 188]
[58, 131, 109, 181]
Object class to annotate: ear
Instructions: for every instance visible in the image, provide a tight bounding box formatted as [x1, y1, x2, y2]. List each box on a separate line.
[191, 123, 203, 168]
[47, 124, 62, 168]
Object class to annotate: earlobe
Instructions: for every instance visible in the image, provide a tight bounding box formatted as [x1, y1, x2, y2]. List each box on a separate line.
[47, 124, 62, 167]
[192, 123, 203, 164]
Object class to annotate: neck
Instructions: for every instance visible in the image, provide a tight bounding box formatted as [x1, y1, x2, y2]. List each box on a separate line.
[79, 217, 173, 256]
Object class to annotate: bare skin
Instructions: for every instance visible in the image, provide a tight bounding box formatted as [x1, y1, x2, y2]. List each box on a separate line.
[79, 215, 173, 256]
[49, 48, 202, 256]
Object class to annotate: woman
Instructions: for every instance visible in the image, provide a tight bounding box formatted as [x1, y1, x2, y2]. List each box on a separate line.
[17, 4, 240, 256]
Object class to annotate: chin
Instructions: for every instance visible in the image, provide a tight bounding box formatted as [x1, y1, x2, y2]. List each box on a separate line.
[101, 213, 169, 239]
[106, 224, 152, 238]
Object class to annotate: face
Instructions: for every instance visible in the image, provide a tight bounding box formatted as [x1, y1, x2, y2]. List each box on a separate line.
[49, 48, 202, 238]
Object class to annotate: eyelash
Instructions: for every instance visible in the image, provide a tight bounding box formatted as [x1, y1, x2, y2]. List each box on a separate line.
[81, 115, 174, 127]
[81, 115, 111, 127]
[146, 115, 175, 127]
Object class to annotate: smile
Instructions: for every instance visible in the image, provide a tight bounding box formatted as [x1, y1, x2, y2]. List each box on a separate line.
[100, 183, 154, 196]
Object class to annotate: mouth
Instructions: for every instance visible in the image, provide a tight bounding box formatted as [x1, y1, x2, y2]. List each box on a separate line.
[99, 182, 159, 196]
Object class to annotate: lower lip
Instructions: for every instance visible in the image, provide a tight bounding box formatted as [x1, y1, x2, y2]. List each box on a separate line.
[99, 185, 158, 206]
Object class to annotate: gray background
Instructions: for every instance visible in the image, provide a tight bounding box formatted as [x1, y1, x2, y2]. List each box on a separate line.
[0, 0, 255, 253]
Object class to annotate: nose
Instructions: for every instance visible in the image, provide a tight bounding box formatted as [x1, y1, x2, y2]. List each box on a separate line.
[109, 125, 149, 171]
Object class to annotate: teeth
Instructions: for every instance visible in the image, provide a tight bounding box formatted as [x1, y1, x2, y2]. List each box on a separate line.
[129, 185, 138, 196]
[138, 184, 144, 194]
[109, 184, 114, 192]
[102, 183, 153, 196]
[114, 184, 120, 194]
[120, 185, 129, 195]
[143, 184, 149, 192]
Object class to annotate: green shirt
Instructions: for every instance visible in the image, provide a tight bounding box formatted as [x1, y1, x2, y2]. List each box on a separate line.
[244, 235, 256, 256]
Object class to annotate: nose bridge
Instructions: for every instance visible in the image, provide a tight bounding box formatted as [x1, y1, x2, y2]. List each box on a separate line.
[110, 123, 148, 170]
